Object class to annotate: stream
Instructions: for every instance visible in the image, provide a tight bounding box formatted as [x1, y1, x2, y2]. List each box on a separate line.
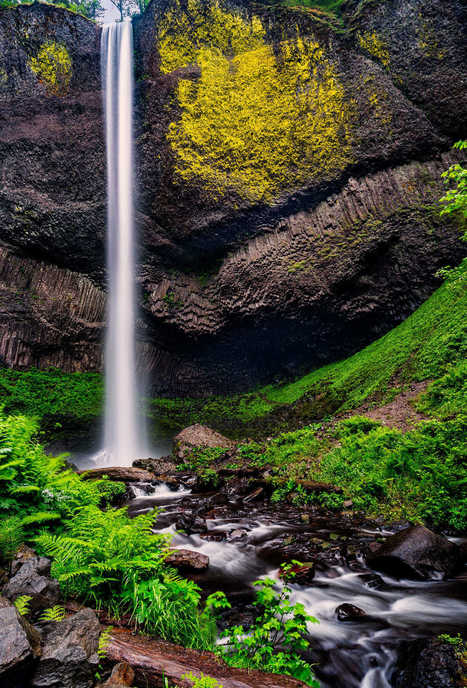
[128, 483, 467, 688]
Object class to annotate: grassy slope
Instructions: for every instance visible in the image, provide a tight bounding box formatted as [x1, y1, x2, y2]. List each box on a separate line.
[150, 270, 467, 437]
[179, 270, 467, 530]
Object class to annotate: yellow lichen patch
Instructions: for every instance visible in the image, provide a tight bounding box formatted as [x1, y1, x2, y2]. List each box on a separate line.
[363, 76, 392, 128]
[417, 19, 445, 60]
[358, 31, 390, 67]
[0, 67, 7, 88]
[29, 41, 72, 96]
[157, 0, 266, 73]
[161, 2, 354, 202]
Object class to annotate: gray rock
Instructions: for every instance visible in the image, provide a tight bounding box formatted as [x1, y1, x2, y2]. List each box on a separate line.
[366, 525, 461, 580]
[394, 638, 463, 688]
[0, 596, 40, 682]
[31, 608, 101, 688]
[3, 556, 60, 614]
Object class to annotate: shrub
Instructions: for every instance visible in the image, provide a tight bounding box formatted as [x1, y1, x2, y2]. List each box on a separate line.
[219, 578, 319, 687]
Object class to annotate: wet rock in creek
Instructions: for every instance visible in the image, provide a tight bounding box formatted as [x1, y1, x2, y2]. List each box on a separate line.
[279, 562, 315, 586]
[175, 512, 207, 535]
[133, 457, 177, 475]
[336, 603, 369, 622]
[394, 638, 464, 688]
[165, 549, 209, 572]
[366, 525, 461, 580]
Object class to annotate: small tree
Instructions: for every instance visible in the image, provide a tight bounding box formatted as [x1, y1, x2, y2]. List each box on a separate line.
[440, 140, 467, 238]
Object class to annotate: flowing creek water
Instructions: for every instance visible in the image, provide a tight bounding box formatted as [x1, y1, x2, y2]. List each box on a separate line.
[128, 484, 467, 688]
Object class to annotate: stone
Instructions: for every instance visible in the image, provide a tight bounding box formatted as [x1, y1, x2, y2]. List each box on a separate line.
[31, 608, 101, 688]
[279, 562, 315, 586]
[99, 662, 135, 688]
[10, 544, 37, 575]
[394, 638, 464, 688]
[165, 549, 209, 572]
[3, 556, 60, 615]
[174, 425, 235, 460]
[366, 525, 461, 580]
[336, 603, 369, 622]
[0, 596, 40, 680]
[175, 513, 206, 535]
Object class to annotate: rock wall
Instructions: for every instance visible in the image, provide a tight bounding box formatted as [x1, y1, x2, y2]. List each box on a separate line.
[0, 3, 105, 279]
[0, 0, 465, 394]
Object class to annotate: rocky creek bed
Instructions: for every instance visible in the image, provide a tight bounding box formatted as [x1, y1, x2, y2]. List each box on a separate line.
[122, 461, 467, 688]
[1, 459, 466, 688]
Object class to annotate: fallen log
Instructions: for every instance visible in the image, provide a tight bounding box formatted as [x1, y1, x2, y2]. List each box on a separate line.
[78, 467, 155, 483]
[104, 628, 307, 688]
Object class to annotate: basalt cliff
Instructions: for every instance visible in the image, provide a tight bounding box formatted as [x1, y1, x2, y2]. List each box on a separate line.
[0, 0, 465, 395]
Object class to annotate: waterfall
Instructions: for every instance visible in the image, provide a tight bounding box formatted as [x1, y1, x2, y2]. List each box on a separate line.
[97, 20, 147, 466]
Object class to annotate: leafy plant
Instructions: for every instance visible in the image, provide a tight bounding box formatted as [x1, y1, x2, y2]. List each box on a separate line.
[14, 595, 32, 616]
[39, 605, 66, 623]
[95, 626, 113, 682]
[182, 673, 223, 688]
[219, 578, 319, 686]
[440, 140, 467, 231]
[0, 515, 24, 562]
[35, 504, 228, 649]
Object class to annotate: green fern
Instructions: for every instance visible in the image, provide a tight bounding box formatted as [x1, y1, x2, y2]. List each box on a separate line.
[39, 605, 66, 623]
[14, 595, 32, 616]
[21, 511, 62, 526]
[10, 485, 41, 495]
[0, 515, 24, 562]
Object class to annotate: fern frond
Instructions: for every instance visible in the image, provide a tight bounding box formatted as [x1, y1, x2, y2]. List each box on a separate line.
[10, 485, 41, 495]
[14, 595, 32, 616]
[21, 511, 61, 526]
[39, 605, 66, 623]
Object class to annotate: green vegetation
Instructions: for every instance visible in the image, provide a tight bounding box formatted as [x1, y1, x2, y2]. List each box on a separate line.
[0, 0, 103, 20]
[0, 411, 226, 649]
[219, 578, 319, 687]
[149, 267, 467, 437]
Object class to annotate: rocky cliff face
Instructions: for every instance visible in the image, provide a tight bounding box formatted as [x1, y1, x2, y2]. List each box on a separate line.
[0, 0, 465, 394]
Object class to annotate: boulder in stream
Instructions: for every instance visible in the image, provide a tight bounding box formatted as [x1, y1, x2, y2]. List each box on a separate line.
[394, 638, 464, 688]
[165, 548, 209, 572]
[336, 603, 369, 622]
[174, 424, 235, 461]
[133, 457, 177, 474]
[366, 525, 461, 580]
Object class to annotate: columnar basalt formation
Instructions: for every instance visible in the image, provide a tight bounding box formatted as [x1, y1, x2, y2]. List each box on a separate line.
[0, 0, 465, 394]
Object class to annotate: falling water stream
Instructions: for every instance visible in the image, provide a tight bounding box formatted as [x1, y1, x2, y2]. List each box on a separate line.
[96, 20, 147, 466]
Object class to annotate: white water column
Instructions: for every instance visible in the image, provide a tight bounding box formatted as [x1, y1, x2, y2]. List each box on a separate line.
[98, 20, 147, 466]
